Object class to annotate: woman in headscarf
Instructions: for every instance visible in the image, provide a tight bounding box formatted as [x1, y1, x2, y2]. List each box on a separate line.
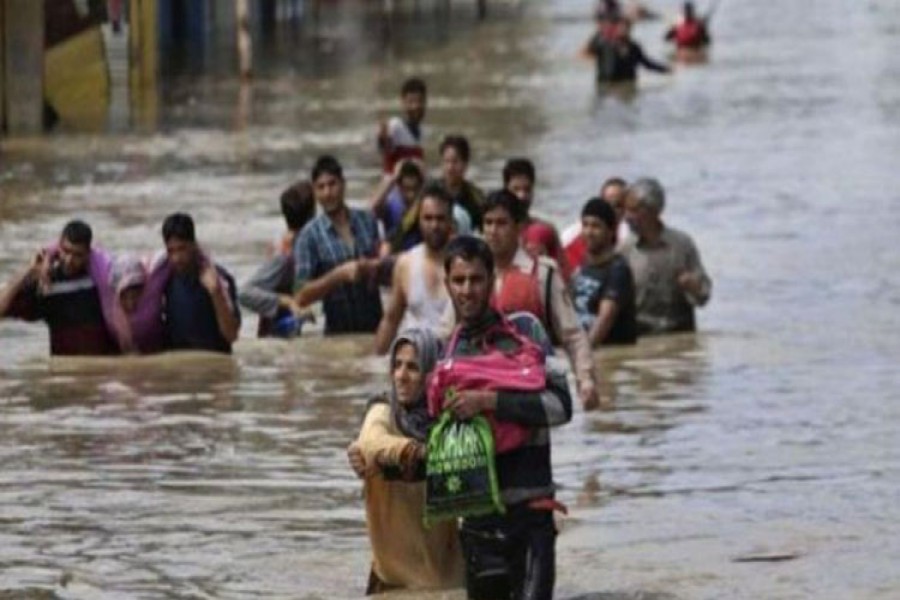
[352, 328, 464, 595]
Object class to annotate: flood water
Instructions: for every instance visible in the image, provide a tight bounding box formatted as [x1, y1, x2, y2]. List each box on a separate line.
[3, 0, 900, 598]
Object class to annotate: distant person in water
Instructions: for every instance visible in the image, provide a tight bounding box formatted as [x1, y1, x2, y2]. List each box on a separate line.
[0, 220, 118, 356]
[293, 155, 385, 334]
[378, 78, 427, 176]
[620, 178, 712, 334]
[239, 180, 316, 338]
[370, 159, 427, 255]
[162, 213, 241, 353]
[582, 19, 670, 83]
[572, 198, 637, 347]
[438, 135, 485, 233]
[665, 2, 711, 50]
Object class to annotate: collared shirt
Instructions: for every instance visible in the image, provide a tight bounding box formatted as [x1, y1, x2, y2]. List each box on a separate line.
[5, 265, 118, 356]
[293, 207, 383, 334]
[620, 224, 711, 334]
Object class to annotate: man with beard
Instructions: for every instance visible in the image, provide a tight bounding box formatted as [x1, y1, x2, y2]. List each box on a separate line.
[293, 155, 384, 334]
[374, 184, 454, 354]
[0, 220, 118, 355]
[441, 235, 572, 600]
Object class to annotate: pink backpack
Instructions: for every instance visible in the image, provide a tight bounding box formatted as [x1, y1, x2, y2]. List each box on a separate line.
[427, 318, 547, 453]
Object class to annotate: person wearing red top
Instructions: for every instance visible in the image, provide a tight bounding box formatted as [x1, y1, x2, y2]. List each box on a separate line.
[665, 2, 711, 50]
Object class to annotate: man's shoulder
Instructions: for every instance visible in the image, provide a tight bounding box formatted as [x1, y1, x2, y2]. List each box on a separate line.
[349, 207, 377, 226]
[662, 225, 697, 247]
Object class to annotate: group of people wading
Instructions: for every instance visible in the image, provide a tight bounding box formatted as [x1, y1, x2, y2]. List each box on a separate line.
[0, 10, 716, 597]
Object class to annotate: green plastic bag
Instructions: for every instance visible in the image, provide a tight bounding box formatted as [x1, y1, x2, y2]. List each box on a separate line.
[424, 409, 504, 526]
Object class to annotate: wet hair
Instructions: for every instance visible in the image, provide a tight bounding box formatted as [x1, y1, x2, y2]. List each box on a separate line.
[443, 235, 494, 276]
[311, 155, 344, 182]
[627, 177, 666, 214]
[502, 158, 536, 186]
[483, 189, 528, 224]
[162, 212, 196, 243]
[684, 2, 696, 19]
[397, 161, 425, 184]
[581, 197, 618, 231]
[280, 180, 316, 231]
[420, 181, 453, 212]
[61, 219, 93, 248]
[439, 135, 471, 163]
[401, 77, 427, 97]
[600, 176, 627, 194]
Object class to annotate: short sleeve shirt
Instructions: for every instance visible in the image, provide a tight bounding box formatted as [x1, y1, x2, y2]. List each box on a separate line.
[164, 265, 241, 354]
[572, 254, 637, 345]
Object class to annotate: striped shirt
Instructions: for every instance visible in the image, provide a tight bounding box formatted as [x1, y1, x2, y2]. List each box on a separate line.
[293, 208, 383, 334]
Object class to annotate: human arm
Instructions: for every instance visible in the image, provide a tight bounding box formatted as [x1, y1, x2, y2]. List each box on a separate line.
[200, 265, 241, 344]
[356, 403, 424, 476]
[677, 237, 712, 306]
[0, 251, 46, 319]
[238, 254, 295, 318]
[545, 263, 601, 410]
[636, 44, 671, 73]
[369, 169, 399, 216]
[588, 298, 620, 347]
[580, 33, 600, 59]
[445, 369, 573, 427]
[373, 254, 409, 354]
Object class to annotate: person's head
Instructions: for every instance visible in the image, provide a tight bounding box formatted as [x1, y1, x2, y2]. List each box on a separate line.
[502, 158, 536, 209]
[684, 1, 696, 20]
[482, 189, 528, 261]
[389, 327, 442, 408]
[624, 177, 665, 237]
[161, 212, 198, 274]
[110, 256, 147, 315]
[522, 222, 558, 260]
[600, 176, 628, 222]
[397, 161, 425, 206]
[439, 135, 471, 187]
[58, 220, 93, 277]
[280, 180, 316, 233]
[400, 77, 427, 126]
[310, 155, 346, 216]
[580, 197, 618, 255]
[418, 183, 454, 252]
[444, 236, 495, 325]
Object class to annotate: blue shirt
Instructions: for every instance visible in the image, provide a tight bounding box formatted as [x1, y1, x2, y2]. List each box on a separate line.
[293, 207, 383, 334]
[164, 265, 241, 354]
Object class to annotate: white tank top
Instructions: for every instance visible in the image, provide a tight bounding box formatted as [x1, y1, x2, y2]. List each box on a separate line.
[402, 244, 449, 329]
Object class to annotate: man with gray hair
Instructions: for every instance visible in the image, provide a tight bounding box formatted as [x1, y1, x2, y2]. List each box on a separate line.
[620, 178, 711, 334]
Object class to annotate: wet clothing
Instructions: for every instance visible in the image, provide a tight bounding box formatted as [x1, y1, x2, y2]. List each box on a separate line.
[163, 265, 240, 353]
[620, 224, 711, 334]
[356, 400, 465, 592]
[667, 19, 710, 49]
[380, 116, 424, 175]
[293, 208, 383, 334]
[238, 252, 296, 338]
[586, 35, 669, 83]
[441, 179, 486, 231]
[401, 244, 449, 331]
[572, 254, 638, 345]
[377, 187, 422, 253]
[448, 309, 571, 600]
[4, 265, 118, 356]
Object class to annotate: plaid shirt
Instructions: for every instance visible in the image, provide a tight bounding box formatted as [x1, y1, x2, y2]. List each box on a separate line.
[293, 207, 383, 334]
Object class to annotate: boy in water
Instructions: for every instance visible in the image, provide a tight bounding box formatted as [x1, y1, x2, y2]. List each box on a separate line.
[378, 78, 428, 176]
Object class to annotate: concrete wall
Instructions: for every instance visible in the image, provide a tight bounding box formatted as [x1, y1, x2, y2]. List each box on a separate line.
[3, 0, 44, 135]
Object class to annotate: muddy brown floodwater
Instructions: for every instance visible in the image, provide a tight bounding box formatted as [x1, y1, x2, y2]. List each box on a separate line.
[2, 0, 900, 598]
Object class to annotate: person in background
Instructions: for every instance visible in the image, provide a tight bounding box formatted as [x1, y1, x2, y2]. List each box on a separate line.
[378, 77, 427, 176]
[351, 328, 465, 594]
[105, 254, 170, 354]
[582, 18, 670, 84]
[240, 180, 317, 338]
[620, 178, 712, 334]
[503, 158, 571, 281]
[440, 235, 572, 600]
[478, 190, 601, 411]
[572, 198, 637, 347]
[374, 184, 455, 354]
[665, 1, 711, 51]
[438, 135, 485, 232]
[293, 155, 384, 334]
[161, 213, 241, 353]
[0, 220, 118, 356]
[369, 160, 426, 255]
